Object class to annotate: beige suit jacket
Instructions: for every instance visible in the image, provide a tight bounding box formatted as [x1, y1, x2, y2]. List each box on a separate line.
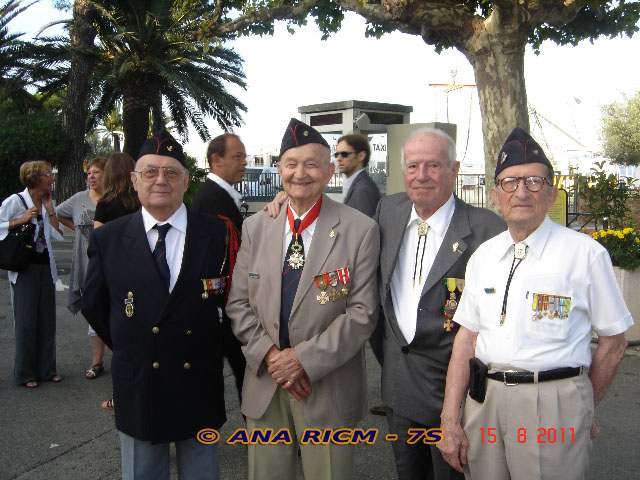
[227, 195, 380, 428]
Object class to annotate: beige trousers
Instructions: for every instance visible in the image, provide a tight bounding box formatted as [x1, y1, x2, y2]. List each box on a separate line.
[462, 372, 593, 480]
[247, 387, 355, 480]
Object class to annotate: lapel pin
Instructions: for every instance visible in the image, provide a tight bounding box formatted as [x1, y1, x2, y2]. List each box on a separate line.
[329, 230, 335, 238]
[452, 242, 463, 254]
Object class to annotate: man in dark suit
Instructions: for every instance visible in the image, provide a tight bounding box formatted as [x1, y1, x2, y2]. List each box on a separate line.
[376, 128, 505, 480]
[82, 131, 228, 480]
[191, 133, 247, 403]
[336, 134, 381, 218]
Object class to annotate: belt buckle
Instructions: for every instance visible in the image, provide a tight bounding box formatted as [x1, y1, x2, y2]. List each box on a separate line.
[503, 370, 519, 386]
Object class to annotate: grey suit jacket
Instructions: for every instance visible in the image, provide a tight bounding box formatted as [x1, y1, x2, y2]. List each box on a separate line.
[227, 194, 380, 428]
[376, 194, 505, 426]
[343, 170, 380, 218]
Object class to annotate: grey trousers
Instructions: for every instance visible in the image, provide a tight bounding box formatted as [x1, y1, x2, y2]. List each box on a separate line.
[119, 431, 220, 480]
[10, 263, 57, 385]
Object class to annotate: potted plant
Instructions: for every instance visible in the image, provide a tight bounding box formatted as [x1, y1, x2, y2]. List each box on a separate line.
[589, 228, 640, 342]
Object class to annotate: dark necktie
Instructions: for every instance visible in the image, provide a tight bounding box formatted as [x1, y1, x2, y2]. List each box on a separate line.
[280, 218, 303, 349]
[152, 223, 172, 290]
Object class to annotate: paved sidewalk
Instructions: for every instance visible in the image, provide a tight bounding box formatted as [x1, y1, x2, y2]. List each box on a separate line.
[1, 237, 639, 479]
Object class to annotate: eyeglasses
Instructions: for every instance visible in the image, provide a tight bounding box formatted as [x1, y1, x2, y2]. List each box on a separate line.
[496, 176, 551, 193]
[333, 151, 356, 159]
[133, 166, 186, 182]
[39, 172, 55, 178]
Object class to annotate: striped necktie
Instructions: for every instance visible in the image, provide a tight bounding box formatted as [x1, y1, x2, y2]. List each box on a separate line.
[152, 223, 172, 290]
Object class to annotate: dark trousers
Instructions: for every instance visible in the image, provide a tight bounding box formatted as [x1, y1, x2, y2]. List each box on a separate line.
[10, 263, 57, 384]
[388, 410, 464, 480]
[222, 316, 245, 404]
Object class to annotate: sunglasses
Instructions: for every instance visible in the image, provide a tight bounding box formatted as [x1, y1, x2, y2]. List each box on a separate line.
[333, 151, 356, 159]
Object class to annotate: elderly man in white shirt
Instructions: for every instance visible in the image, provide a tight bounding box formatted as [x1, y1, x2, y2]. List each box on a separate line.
[438, 127, 632, 480]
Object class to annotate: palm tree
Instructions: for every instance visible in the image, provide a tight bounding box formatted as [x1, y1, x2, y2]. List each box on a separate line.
[0, 0, 39, 114]
[38, 0, 247, 157]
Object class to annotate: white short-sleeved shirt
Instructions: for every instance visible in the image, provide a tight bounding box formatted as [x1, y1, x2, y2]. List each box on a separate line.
[454, 216, 633, 371]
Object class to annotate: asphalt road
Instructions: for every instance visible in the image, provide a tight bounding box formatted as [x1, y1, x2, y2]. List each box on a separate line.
[1, 235, 638, 479]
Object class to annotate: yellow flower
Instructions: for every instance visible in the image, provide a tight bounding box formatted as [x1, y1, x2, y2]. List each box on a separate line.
[623, 227, 634, 235]
[616, 232, 624, 239]
[636, 238, 640, 244]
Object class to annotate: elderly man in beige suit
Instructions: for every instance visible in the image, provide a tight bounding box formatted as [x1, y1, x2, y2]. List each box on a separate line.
[227, 118, 380, 480]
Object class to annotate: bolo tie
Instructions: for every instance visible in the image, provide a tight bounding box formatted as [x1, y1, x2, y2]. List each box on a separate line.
[412, 221, 429, 288]
[500, 242, 527, 326]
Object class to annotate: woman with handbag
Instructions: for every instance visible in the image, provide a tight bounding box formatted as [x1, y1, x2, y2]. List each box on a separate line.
[0, 161, 64, 388]
[57, 157, 107, 380]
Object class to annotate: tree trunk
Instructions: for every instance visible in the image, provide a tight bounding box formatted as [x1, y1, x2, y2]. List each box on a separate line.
[150, 91, 164, 134]
[112, 132, 121, 152]
[122, 85, 152, 158]
[458, 13, 530, 212]
[58, 0, 96, 202]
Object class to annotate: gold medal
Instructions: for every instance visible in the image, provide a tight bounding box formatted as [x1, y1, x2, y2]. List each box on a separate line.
[443, 318, 455, 331]
[317, 290, 329, 305]
[124, 291, 134, 318]
[328, 288, 340, 301]
[340, 285, 349, 297]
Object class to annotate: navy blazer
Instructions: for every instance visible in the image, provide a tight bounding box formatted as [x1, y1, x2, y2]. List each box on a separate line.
[81, 209, 228, 443]
[191, 178, 243, 235]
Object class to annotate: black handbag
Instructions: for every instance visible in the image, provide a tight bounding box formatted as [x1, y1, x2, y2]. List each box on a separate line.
[0, 194, 36, 271]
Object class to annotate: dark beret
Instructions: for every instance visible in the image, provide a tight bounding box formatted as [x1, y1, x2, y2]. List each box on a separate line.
[280, 118, 329, 157]
[137, 130, 185, 166]
[495, 127, 552, 179]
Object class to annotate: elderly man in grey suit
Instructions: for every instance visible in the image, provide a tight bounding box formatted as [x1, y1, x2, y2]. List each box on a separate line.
[226, 118, 380, 480]
[376, 127, 505, 480]
[335, 134, 380, 218]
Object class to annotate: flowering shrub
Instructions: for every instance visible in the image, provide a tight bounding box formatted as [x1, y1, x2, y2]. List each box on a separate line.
[590, 228, 640, 271]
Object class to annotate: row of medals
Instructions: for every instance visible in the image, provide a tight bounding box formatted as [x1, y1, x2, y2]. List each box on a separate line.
[317, 284, 349, 305]
[531, 293, 570, 320]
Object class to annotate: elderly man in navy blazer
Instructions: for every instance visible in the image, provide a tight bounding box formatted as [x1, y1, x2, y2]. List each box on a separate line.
[82, 131, 228, 480]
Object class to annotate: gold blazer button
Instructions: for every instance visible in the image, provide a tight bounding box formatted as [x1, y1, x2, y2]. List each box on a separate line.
[152, 326, 159, 334]
[152, 362, 160, 369]
[184, 363, 191, 370]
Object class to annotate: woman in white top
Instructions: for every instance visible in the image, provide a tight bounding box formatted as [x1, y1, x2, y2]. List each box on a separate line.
[0, 161, 64, 388]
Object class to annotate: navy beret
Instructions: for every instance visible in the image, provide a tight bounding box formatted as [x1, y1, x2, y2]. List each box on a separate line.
[280, 118, 329, 157]
[137, 130, 185, 166]
[495, 127, 552, 179]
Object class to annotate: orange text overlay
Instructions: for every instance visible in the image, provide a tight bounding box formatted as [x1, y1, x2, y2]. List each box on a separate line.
[197, 428, 443, 445]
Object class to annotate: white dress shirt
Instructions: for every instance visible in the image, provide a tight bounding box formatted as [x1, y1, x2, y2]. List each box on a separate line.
[281, 199, 320, 266]
[454, 216, 634, 370]
[141, 204, 187, 293]
[208, 172, 243, 209]
[391, 194, 456, 343]
[342, 168, 364, 198]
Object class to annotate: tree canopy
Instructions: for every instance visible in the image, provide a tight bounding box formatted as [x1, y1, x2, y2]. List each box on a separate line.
[601, 91, 640, 166]
[38, 0, 249, 158]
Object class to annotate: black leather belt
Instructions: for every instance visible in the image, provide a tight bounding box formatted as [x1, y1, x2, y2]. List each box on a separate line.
[487, 367, 582, 386]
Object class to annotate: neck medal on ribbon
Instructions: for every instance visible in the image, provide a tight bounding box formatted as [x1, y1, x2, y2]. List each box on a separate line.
[286, 198, 323, 270]
[288, 239, 304, 269]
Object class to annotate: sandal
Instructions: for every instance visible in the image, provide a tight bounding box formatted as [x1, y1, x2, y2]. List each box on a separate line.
[85, 363, 104, 380]
[25, 381, 39, 388]
[101, 398, 115, 410]
[51, 375, 62, 383]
